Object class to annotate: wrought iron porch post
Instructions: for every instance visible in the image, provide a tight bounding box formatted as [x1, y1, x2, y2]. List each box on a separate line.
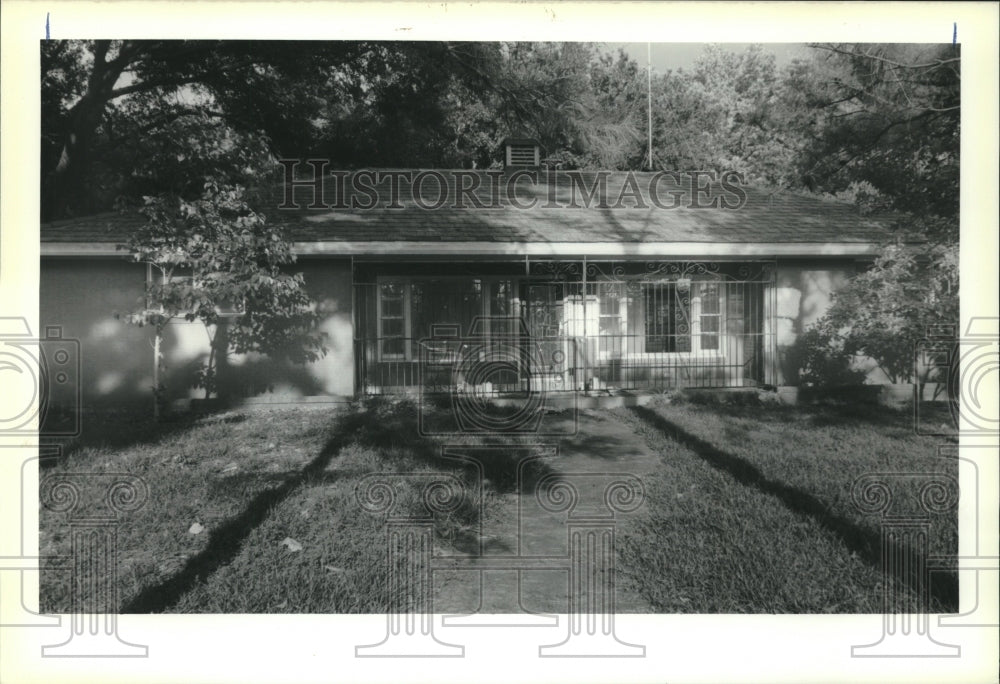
[582, 256, 589, 392]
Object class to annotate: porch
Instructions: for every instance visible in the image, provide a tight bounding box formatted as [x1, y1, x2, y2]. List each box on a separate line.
[353, 259, 777, 396]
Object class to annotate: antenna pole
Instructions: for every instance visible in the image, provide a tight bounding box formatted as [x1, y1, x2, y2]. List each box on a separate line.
[647, 43, 653, 171]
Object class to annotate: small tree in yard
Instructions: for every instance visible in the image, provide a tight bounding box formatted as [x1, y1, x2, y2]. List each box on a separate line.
[118, 182, 325, 417]
[800, 240, 958, 388]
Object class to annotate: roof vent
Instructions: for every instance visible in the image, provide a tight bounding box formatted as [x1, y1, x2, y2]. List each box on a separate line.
[503, 137, 541, 168]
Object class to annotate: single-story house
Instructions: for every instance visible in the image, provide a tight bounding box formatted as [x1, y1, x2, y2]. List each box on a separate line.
[40, 140, 897, 410]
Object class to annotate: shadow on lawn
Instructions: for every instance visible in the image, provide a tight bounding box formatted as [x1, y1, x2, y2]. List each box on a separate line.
[45, 408, 246, 467]
[352, 397, 561, 495]
[673, 392, 921, 433]
[122, 397, 557, 613]
[122, 419, 349, 614]
[629, 405, 959, 612]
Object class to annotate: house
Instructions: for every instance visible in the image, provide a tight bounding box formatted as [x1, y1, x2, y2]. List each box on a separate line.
[39, 140, 896, 410]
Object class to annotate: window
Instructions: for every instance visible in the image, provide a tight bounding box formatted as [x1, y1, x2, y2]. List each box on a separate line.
[410, 278, 483, 343]
[376, 277, 518, 360]
[698, 282, 720, 351]
[146, 266, 245, 317]
[642, 280, 722, 354]
[598, 283, 624, 354]
[487, 280, 519, 336]
[378, 280, 407, 359]
[643, 283, 691, 353]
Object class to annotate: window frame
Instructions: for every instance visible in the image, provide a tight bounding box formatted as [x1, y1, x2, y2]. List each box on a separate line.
[624, 278, 726, 359]
[145, 265, 246, 319]
[695, 281, 722, 352]
[376, 278, 411, 361]
[374, 275, 519, 362]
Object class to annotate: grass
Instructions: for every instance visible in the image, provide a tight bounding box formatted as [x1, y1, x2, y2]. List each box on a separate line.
[39, 394, 958, 614]
[611, 393, 958, 613]
[39, 399, 544, 614]
[40, 406, 338, 613]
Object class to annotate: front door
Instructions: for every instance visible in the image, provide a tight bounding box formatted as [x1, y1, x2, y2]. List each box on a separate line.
[523, 282, 572, 391]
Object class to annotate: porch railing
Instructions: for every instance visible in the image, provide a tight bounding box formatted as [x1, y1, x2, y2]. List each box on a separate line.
[354, 332, 769, 395]
[353, 261, 776, 396]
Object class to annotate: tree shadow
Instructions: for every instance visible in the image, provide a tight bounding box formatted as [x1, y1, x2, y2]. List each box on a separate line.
[629, 405, 958, 612]
[673, 392, 920, 433]
[349, 396, 561, 495]
[42, 408, 247, 467]
[120, 397, 559, 612]
[121, 415, 350, 613]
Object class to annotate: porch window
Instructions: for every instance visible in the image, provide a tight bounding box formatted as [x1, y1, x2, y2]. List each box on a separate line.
[376, 277, 518, 360]
[598, 283, 624, 354]
[145, 266, 245, 317]
[410, 278, 484, 343]
[378, 280, 408, 359]
[698, 282, 721, 351]
[643, 283, 691, 353]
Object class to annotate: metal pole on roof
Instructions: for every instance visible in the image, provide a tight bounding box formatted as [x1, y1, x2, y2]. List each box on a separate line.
[647, 43, 653, 171]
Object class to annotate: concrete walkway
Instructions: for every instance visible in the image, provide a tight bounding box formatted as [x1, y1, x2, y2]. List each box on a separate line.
[431, 409, 661, 617]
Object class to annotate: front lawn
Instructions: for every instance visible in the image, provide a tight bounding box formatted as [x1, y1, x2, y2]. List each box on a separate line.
[612, 395, 957, 613]
[39, 399, 527, 614]
[39, 395, 957, 614]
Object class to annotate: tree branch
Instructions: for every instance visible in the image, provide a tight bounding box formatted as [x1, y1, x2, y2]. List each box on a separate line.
[109, 76, 201, 100]
[810, 44, 960, 71]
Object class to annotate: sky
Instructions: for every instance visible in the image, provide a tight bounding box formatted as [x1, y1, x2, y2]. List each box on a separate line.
[607, 42, 812, 74]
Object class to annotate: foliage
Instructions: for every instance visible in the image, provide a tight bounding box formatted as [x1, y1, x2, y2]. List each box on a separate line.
[41, 40, 517, 218]
[787, 326, 867, 387]
[789, 43, 960, 241]
[786, 44, 959, 385]
[801, 242, 959, 384]
[41, 40, 658, 216]
[117, 126, 325, 401]
[495, 44, 645, 169]
[652, 45, 802, 185]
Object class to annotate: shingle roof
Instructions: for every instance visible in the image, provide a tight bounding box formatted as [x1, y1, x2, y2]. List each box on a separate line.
[40, 170, 893, 246]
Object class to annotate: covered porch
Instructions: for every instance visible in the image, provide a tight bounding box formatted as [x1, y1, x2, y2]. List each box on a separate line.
[353, 258, 777, 396]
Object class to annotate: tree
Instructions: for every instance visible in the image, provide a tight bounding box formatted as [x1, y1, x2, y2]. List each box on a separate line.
[787, 44, 960, 389]
[788, 43, 960, 241]
[41, 40, 524, 218]
[43, 40, 664, 215]
[430, 43, 645, 170]
[648, 45, 804, 185]
[116, 121, 325, 416]
[803, 242, 958, 386]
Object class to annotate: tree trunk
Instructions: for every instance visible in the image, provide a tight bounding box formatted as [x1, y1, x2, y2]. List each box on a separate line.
[43, 40, 126, 220]
[44, 95, 107, 220]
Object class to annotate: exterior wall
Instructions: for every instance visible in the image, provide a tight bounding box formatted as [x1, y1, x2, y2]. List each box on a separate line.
[40, 257, 355, 408]
[42, 253, 893, 405]
[219, 259, 354, 399]
[773, 258, 865, 385]
[40, 258, 156, 409]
